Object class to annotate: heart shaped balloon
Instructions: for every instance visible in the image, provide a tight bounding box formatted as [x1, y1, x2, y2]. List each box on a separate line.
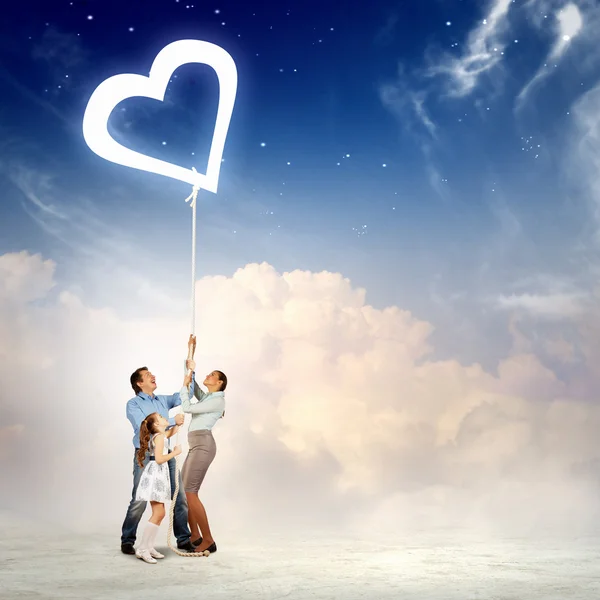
[82, 39, 238, 193]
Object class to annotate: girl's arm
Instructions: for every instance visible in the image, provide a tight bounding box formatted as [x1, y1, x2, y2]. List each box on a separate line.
[153, 433, 180, 464]
[165, 424, 179, 439]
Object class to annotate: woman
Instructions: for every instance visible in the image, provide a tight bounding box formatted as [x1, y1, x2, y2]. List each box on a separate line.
[179, 349, 227, 555]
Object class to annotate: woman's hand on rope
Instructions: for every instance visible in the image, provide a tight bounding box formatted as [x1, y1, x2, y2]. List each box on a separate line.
[183, 367, 193, 387]
[187, 334, 197, 358]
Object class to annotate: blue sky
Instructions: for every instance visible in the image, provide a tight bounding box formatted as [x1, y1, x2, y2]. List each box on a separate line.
[2, 0, 600, 535]
[1, 0, 599, 369]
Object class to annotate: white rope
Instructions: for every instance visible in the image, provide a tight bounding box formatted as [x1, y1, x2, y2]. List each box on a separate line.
[167, 454, 209, 557]
[184, 167, 199, 339]
[166, 171, 208, 558]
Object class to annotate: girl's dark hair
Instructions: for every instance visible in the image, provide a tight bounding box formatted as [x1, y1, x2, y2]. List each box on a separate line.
[215, 370, 227, 391]
[136, 412, 161, 468]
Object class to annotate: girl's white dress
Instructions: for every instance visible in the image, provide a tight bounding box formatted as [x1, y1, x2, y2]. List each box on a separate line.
[136, 433, 171, 503]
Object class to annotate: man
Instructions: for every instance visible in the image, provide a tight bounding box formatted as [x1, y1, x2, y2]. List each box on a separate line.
[120, 360, 196, 554]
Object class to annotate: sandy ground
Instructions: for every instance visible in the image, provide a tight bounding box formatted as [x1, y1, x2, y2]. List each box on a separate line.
[2, 514, 599, 600]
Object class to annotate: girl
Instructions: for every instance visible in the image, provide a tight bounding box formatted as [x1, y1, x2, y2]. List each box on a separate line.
[180, 356, 226, 554]
[134, 412, 182, 564]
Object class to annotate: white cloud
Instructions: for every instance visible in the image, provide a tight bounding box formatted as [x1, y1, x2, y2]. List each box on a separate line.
[552, 3, 584, 58]
[494, 291, 584, 317]
[410, 91, 437, 139]
[7, 166, 67, 220]
[379, 69, 449, 202]
[1, 251, 599, 537]
[517, 2, 584, 109]
[379, 66, 438, 140]
[545, 336, 577, 362]
[378, 1, 518, 204]
[427, 0, 513, 97]
[0, 425, 25, 456]
[570, 81, 600, 227]
[0, 250, 56, 302]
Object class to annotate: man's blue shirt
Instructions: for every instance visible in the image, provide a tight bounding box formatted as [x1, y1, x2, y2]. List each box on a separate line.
[126, 373, 195, 448]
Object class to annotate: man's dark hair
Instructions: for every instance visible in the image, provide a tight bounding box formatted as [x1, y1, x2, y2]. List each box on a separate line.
[130, 367, 148, 394]
[216, 370, 227, 391]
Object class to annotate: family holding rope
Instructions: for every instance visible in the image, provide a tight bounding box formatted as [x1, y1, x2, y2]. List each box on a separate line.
[120, 334, 226, 564]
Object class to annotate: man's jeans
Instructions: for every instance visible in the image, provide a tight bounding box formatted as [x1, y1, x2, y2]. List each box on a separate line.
[121, 451, 191, 546]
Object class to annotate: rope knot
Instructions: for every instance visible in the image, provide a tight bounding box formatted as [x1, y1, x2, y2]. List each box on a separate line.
[184, 167, 201, 208]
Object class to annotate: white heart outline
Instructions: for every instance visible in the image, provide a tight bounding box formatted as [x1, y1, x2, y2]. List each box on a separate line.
[82, 39, 238, 193]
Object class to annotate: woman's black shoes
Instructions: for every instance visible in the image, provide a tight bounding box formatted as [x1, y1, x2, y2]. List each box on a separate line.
[177, 540, 196, 552]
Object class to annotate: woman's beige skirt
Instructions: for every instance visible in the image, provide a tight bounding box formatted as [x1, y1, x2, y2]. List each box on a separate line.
[181, 429, 216, 493]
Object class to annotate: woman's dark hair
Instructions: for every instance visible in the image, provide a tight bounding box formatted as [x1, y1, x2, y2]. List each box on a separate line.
[215, 370, 227, 391]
